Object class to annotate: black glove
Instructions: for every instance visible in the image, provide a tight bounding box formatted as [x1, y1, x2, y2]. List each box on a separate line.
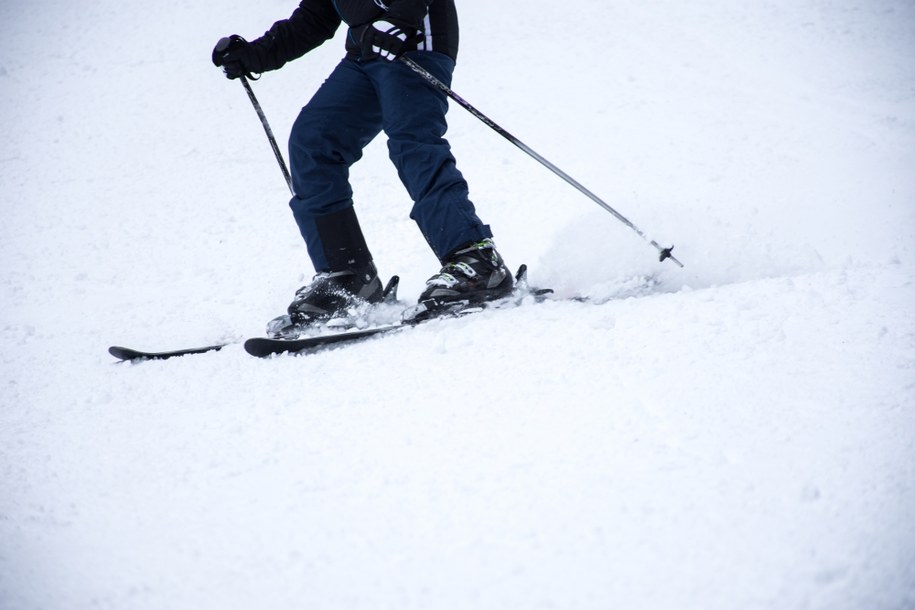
[212, 35, 267, 79]
[359, 19, 422, 61]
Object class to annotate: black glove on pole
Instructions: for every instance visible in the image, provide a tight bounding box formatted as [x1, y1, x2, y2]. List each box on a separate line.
[359, 19, 422, 60]
[212, 34, 267, 80]
[213, 36, 293, 195]
[398, 56, 684, 268]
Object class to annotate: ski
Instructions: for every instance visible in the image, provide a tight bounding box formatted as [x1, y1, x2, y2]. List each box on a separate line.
[243, 264, 551, 358]
[244, 324, 407, 357]
[108, 343, 228, 362]
[108, 265, 557, 362]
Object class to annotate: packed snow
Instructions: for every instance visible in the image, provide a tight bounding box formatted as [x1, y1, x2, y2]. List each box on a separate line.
[1, 0, 914, 609]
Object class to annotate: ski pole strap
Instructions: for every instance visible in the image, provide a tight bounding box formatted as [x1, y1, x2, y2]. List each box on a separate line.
[398, 55, 684, 268]
[240, 75, 294, 196]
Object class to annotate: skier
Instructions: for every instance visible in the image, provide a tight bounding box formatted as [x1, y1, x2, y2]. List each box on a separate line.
[212, 0, 512, 328]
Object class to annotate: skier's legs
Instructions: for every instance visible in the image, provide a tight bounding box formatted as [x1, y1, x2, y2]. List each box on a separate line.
[289, 59, 383, 272]
[365, 52, 493, 262]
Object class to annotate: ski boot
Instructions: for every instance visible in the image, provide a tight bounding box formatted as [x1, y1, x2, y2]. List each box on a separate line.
[404, 239, 514, 323]
[267, 262, 390, 338]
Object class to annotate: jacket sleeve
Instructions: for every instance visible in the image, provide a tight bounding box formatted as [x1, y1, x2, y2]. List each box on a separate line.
[252, 0, 342, 71]
[383, 0, 432, 30]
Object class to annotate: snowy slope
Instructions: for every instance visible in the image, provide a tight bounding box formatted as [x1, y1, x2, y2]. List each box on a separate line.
[1, 0, 914, 609]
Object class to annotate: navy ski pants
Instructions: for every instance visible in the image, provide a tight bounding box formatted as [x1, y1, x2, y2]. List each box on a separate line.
[288, 51, 492, 272]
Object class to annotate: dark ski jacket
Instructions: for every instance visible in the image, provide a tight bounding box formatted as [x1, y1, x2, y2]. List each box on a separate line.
[254, 0, 459, 70]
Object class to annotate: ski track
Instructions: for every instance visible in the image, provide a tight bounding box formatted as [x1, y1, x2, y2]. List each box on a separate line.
[2, 0, 914, 609]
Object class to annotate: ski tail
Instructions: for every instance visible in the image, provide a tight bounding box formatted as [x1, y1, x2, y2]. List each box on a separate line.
[108, 343, 227, 362]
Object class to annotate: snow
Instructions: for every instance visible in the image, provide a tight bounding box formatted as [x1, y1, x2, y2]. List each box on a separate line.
[1, 0, 914, 608]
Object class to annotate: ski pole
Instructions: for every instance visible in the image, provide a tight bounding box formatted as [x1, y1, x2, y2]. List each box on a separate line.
[239, 75, 294, 196]
[398, 56, 684, 268]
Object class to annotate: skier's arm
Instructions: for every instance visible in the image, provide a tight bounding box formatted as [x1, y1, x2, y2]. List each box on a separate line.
[259, 0, 343, 69]
[213, 0, 341, 78]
